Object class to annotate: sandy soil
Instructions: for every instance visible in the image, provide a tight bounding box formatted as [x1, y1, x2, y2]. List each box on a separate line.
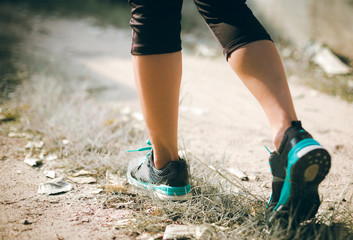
[1, 16, 352, 239]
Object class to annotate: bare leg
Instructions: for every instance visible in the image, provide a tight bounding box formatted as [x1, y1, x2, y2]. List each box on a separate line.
[228, 40, 298, 149]
[132, 51, 182, 169]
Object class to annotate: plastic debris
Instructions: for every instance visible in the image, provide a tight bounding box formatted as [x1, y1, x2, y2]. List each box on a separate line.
[163, 224, 214, 240]
[311, 45, 352, 75]
[44, 170, 56, 179]
[68, 176, 96, 184]
[38, 177, 73, 195]
[24, 158, 42, 167]
[25, 141, 44, 149]
[62, 139, 69, 145]
[227, 168, 249, 181]
[72, 170, 96, 177]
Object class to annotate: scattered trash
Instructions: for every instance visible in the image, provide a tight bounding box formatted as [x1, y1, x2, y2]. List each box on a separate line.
[227, 168, 249, 181]
[69, 176, 97, 184]
[24, 158, 42, 167]
[44, 170, 56, 179]
[25, 141, 44, 149]
[38, 177, 73, 195]
[16, 170, 22, 174]
[62, 139, 69, 145]
[72, 170, 96, 177]
[104, 184, 127, 194]
[308, 43, 352, 75]
[163, 224, 214, 240]
[46, 153, 58, 161]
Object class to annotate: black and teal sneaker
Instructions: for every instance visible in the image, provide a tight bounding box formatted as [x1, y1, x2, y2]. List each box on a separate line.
[267, 121, 331, 226]
[127, 140, 192, 201]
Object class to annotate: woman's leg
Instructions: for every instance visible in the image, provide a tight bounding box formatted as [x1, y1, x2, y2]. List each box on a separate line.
[132, 52, 182, 169]
[227, 40, 297, 149]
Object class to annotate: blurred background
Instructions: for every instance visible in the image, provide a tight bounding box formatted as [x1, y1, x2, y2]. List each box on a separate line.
[1, 0, 352, 101]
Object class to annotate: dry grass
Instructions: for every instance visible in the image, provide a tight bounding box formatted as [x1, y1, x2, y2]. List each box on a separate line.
[5, 63, 353, 238]
[1, 3, 352, 239]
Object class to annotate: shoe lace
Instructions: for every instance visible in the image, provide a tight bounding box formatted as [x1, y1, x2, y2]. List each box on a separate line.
[127, 140, 153, 160]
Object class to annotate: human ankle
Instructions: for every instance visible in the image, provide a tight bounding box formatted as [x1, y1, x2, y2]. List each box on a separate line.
[153, 150, 179, 169]
[272, 121, 292, 150]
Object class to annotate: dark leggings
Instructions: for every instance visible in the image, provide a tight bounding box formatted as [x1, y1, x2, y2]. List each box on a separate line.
[129, 0, 272, 60]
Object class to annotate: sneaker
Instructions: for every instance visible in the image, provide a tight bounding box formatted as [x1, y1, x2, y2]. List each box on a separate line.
[127, 140, 192, 201]
[267, 121, 331, 226]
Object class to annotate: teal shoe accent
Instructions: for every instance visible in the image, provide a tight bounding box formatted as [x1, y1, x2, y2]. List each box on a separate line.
[274, 139, 320, 210]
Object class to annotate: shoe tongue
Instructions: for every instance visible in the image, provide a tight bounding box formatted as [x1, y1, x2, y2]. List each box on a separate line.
[291, 121, 302, 128]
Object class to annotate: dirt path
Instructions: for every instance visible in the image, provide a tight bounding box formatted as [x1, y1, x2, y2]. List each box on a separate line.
[1, 16, 353, 239]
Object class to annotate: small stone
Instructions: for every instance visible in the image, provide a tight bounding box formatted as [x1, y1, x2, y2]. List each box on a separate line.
[24, 158, 42, 167]
[248, 175, 260, 182]
[38, 177, 73, 195]
[72, 169, 96, 177]
[45, 170, 56, 179]
[22, 219, 32, 225]
[68, 176, 97, 184]
[163, 225, 193, 239]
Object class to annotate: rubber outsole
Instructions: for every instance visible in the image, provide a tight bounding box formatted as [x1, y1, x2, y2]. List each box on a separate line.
[269, 147, 331, 226]
[127, 172, 192, 201]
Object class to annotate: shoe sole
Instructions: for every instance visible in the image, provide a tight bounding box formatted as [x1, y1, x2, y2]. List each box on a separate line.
[126, 172, 192, 201]
[270, 139, 331, 225]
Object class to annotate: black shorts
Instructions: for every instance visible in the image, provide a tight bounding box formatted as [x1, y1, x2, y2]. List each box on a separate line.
[129, 0, 272, 60]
